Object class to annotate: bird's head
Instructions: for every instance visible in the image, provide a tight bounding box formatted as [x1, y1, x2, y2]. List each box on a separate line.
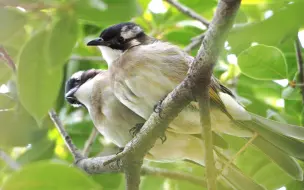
[65, 69, 102, 108]
[87, 22, 150, 65]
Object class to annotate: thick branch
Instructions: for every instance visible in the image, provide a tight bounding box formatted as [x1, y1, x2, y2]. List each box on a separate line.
[164, 0, 209, 27]
[0, 149, 20, 170]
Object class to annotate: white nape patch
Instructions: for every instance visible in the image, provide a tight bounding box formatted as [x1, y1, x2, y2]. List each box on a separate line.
[219, 92, 251, 120]
[98, 46, 122, 66]
[71, 71, 83, 80]
[121, 26, 142, 39]
[74, 78, 95, 109]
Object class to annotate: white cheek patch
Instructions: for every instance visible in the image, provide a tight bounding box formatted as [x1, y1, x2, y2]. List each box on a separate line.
[218, 92, 251, 120]
[121, 26, 142, 39]
[74, 79, 95, 110]
[98, 46, 123, 66]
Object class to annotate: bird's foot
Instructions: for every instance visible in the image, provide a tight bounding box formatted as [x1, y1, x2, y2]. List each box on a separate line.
[160, 133, 167, 144]
[153, 95, 167, 118]
[129, 123, 144, 138]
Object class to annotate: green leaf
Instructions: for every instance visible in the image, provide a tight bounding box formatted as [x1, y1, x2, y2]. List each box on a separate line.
[0, 8, 26, 43]
[0, 59, 13, 84]
[0, 106, 38, 147]
[2, 162, 102, 190]
[140, 176, 165, 190]
[48, 13, 79, 68]
[16, 138, 55, 165]
[74, 0, 139, 24]
[92, 173, 122, 190]
[0, 93, 15, 109]
[17, 30, 63, 122]
[238, 45, 287, 80]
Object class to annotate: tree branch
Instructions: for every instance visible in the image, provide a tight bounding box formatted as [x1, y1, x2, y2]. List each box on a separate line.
[0, 149, 20, 171]
[164, 0, 209, 27]
[0, 46, 16, 72]
[48, 109, 84, 161]
[82, 128, 98, 157]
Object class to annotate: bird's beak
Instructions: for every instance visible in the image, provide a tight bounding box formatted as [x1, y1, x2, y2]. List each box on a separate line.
[65, 87, 78, 104]
[87, 38, 108, 46]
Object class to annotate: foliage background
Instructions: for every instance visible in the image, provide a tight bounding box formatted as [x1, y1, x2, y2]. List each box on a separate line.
[0, 0, 304, 189]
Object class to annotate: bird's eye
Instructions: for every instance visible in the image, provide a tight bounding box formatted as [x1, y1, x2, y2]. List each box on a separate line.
[118, 37, 124, 43]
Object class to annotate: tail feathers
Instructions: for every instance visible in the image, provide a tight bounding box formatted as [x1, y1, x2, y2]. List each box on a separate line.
[239, 120, 304, 160]
[250, 113, 304, 140]
[252, 137, 303, 180]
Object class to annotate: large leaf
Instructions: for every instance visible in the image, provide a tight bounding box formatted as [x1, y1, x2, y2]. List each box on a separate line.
[238, 45, 287, 80]
[0, 106, 38, 147]
[74, 0, 139, 24]
[47, 13, 79, 68]
[228, 2, 304, 54]
[0, 93, 15, 109]
[17, 30, 63, 122]
[16, 138, 55, 165]
[1, 162, 102, 190]
[0, 8, 26, 43]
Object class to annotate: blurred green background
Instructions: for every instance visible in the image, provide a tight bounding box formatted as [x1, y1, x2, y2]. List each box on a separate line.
[0, 0, 304, 189]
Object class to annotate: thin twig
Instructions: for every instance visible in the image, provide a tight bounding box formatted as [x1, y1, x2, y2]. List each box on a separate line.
[220, 132, 258, 176]
[184, 37, 204, 53]
[164, 0, 209, 27]
[0, 149, 20, 171]
[0, 46, 16, 72]
[48, 109, 84, 161]
[141, 166, 207, 187]
[82, 128, 98, 157]
[295, 37, 304, 104]
[70, 55, 105, 62]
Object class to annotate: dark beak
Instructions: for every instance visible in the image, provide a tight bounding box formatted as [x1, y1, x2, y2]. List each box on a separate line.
[65, 88, 78, 105]
[87, 38, 107, 46]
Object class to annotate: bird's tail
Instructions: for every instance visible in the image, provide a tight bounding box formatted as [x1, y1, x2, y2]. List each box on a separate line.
[236, 113, 304, 180]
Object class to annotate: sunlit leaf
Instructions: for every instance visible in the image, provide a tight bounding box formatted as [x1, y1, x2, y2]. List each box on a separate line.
[0, 8, 26, 43]
[238, 45, 287, 80]
[74, 0, 139, 24]
[48, 12, 79, 68]
[2, 162, 102, 190]
[17, 30, 63, 122]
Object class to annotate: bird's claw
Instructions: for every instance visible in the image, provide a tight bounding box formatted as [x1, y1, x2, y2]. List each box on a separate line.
[153, 95, 167, 118]
[129, 123, 144, 137]
[160, 133, 167, 144]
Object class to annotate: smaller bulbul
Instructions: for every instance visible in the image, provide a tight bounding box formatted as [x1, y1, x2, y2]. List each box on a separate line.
[65, 69, 267, 190]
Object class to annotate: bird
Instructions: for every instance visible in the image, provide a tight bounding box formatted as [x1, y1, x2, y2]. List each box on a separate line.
[85, 22, 304, 182]
[65, 69, 267, 190]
